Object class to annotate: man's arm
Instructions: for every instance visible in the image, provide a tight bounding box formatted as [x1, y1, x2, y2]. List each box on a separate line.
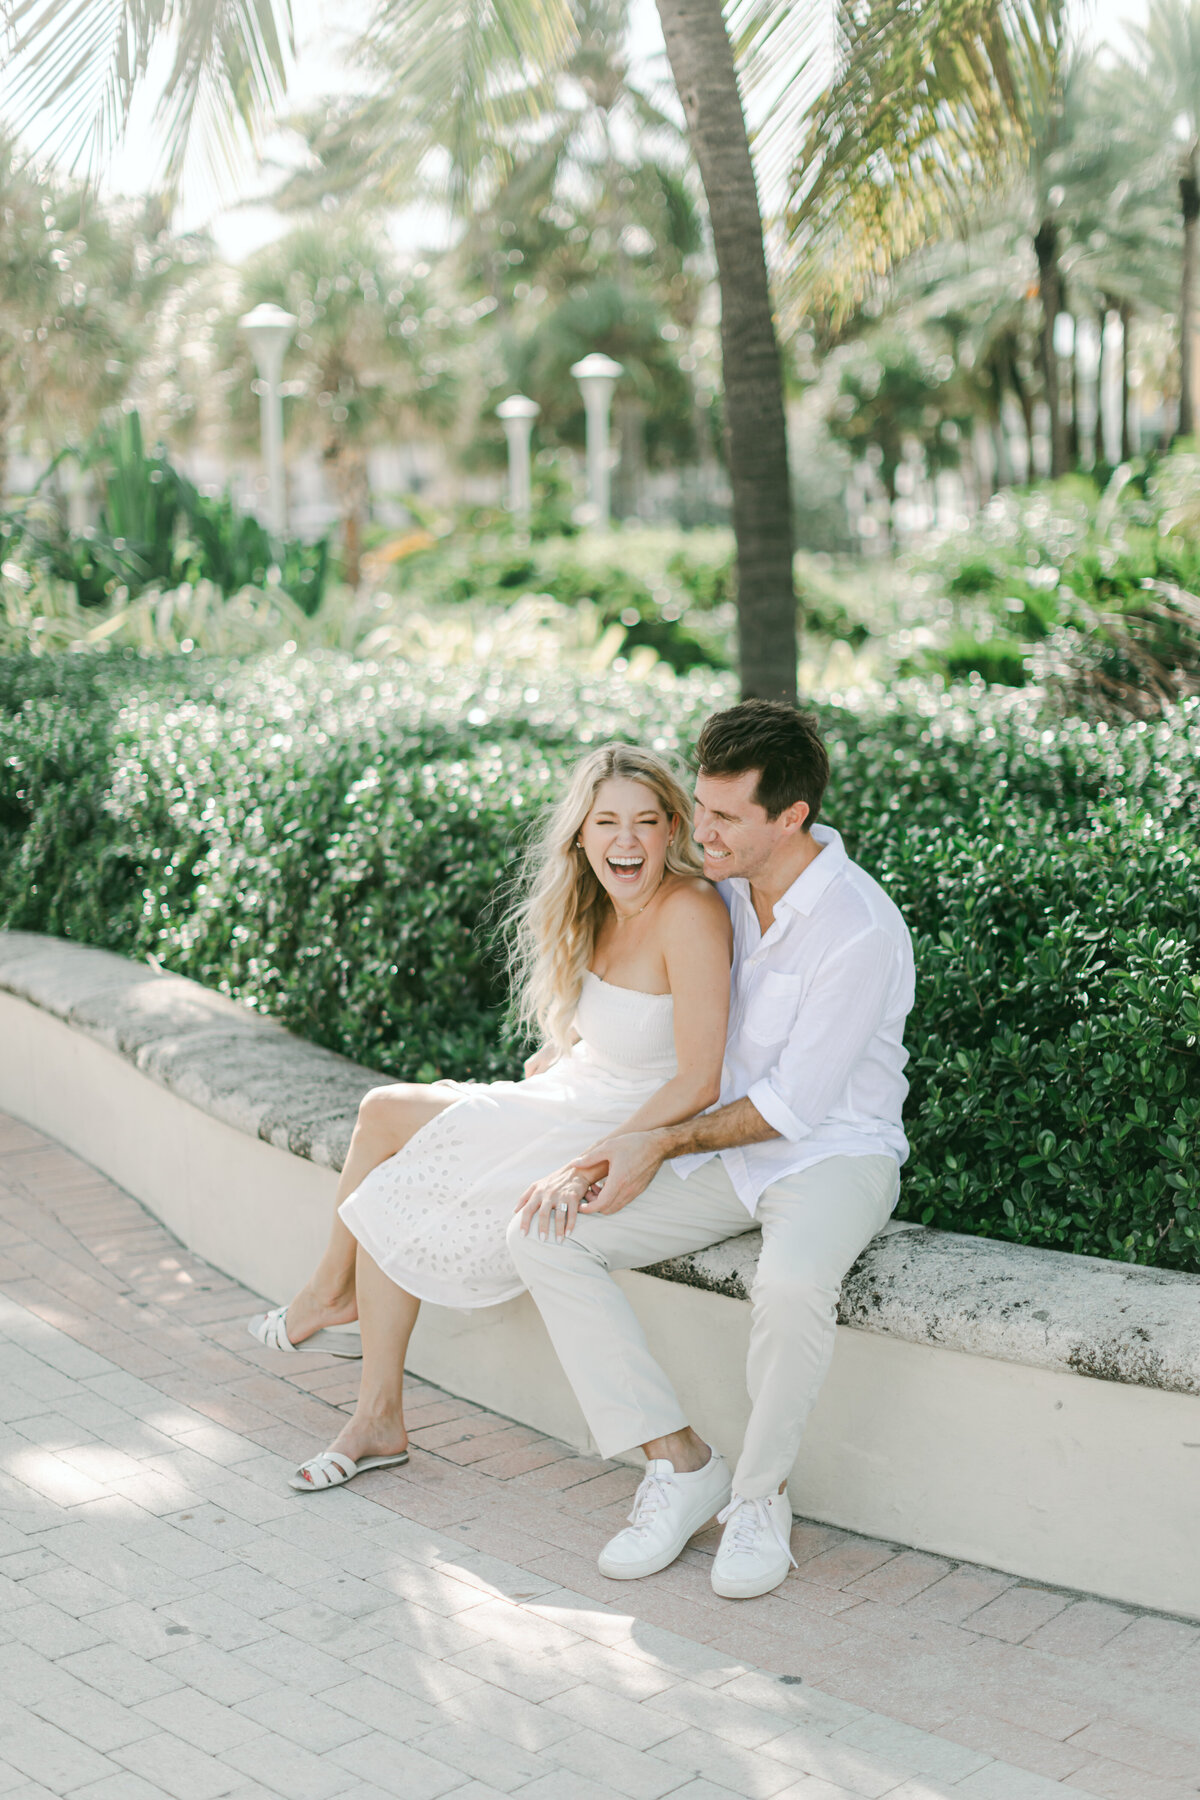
[571, 1097, 778, 1217]
[654, 1096, 778, 1160]
[511, 1097, 774, 1237]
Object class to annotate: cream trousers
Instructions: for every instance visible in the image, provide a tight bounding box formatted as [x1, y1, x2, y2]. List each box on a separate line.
[505, 1152, 899, 1499]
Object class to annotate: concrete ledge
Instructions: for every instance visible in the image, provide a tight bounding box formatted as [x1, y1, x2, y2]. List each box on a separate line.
[2, 930, 1198, 1619]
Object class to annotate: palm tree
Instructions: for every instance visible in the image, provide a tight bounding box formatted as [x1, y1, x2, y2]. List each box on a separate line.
[283, 0, 802, 697]
[0, 134, 199, 496]
[649, 0, 794, 697]
[1119, 1, 1200, 440]
[224, 219, 458, 585]
[786, 0, 1070, 464]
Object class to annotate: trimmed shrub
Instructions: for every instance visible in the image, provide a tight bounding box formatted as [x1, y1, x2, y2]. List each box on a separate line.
[2, 653, 1197, 1270]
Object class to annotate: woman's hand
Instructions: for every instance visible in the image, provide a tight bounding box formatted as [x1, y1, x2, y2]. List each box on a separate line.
[514, 1163, 592, 1241]
[572, 1131, 666, 1215]
[522, 1045, 558, 1080]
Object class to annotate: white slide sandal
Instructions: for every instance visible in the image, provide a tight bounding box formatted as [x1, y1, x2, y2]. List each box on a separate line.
[248, 1306, 363, 1358]
[289, 1448, 409, 1491]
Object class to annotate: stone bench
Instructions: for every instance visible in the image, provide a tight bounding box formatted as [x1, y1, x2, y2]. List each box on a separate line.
[2, 929, 1197, 1618]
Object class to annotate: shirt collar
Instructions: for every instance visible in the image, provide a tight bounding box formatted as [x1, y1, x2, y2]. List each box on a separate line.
[724, 824, 847, 921]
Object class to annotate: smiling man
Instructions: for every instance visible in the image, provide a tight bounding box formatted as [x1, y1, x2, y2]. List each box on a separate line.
[507, 698, 915, 1601]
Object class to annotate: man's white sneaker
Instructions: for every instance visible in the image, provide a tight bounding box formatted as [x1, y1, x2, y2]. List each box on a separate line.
[598, 1451, 732, 1580]
[710, 1491, 798, 1599]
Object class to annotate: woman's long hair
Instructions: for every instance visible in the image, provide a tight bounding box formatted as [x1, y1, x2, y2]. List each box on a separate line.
[506, 743, 703, 1055]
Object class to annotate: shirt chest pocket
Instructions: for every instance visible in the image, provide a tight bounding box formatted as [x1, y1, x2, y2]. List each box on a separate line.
[739, 970, 807, 1046]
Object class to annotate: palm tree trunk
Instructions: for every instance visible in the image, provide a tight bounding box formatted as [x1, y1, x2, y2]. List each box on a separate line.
[1120, 303, 1133, 461]
[1008, 355, 1036, 483]
[1066, 304, 1080, 470]
[1033, 218, 1068, 478]
[325, 437, 369, 588]
[1093, 304, 1108, 469]
[1178, 152, 1199, 440]
[653, 0, 796, 703]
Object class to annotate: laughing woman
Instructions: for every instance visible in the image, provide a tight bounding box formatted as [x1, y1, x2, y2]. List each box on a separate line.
[272, 743, 732, 1491]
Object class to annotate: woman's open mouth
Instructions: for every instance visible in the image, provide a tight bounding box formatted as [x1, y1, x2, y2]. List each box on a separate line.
[606, 855, 645, 883]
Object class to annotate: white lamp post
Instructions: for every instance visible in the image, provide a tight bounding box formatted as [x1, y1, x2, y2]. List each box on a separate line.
[495, 394, 540, 521]
[239, 302, 297, 536]
[570, 352, 623, 529]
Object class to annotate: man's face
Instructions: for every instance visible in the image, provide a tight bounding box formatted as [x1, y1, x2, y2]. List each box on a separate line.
[692, 769, 801, 882]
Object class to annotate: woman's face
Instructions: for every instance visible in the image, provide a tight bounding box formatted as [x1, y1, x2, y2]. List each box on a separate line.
[578, 776, 675, 913]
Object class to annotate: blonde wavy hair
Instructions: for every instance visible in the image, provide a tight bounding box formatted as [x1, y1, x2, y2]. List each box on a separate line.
[506, 743, 703, 1055]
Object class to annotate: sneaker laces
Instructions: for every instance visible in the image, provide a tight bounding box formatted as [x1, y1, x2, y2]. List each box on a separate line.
[717, 1495, 798, 1567]
[624, 1468, 678, 1538]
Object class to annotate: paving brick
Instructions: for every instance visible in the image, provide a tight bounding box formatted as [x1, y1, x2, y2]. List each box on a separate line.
[20, 1562, 128, 1616]
[321, 1671, 444, 1738]
[967, 1588, 1074, 1644]
[153, 1643, 277, 1706]
[547, 1723, 695, 1798]
[70, 1774, 182, 1800]
[0, 1705, 120, 1793]
[940, 1713, 1095, 1782]
[86, 1597, 196, 1658]
[842, 1552, 954, 1607]
[956, 1762, 1096, 1800]
[1063, 1721, 1200, 1783]
[830, 1714, 992, 1782]
[5, 1597, 106, 1658]
[234, 1685, 370, 1752]
[136, 1686, 269, 1754]
[220, 1731, 363, 1800]
[647, 1680, 796, 1749]
[905, 1567, 1018, 1624]
[30, 1679, 161, 1754]
[327, 1730, 469, 1799]
[440, 1681, 580, 1752]
[410, 1719, 557, 1792]
[58, 1641, 184, 1705]
[448, 1635, 584, 1702]
[546, 1683, 687, 1751]
[751, 1722, 907, 1796]
[1063, 1757, 1200, 1800]
[265, 1599, 392, 1659]
[645, 1724, 799, 1797]
[234, 1632, 357, 1694]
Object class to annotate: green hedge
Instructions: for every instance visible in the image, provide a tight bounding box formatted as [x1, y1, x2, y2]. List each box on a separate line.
[2, 652, 1198, 1271]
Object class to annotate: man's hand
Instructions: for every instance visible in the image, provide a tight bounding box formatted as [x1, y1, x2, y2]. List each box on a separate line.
[572, 1131, 666, 1217]
[513, 1162, 592, 1242]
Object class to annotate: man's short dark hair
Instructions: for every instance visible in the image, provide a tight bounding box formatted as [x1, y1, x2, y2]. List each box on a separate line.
[696, 699, 830, 825]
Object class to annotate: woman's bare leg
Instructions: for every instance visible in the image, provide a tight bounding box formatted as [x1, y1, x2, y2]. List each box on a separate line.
[282, 1083, 452, 1344]
[325, 1243, 420, 1463]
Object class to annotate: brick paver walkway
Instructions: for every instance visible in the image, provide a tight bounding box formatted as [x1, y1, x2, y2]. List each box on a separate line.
[1, 1110, 1198, 1800]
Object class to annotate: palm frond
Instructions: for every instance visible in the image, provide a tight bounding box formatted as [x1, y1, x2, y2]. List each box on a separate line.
[1, 0, 293, 189]
[356, 0, 576, 210]
[781, 0, 1066, 326]
[725, 0, 835, 204]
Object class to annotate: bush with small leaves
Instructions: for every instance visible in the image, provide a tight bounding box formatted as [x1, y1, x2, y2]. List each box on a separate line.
[2, 653, 1197, 1269]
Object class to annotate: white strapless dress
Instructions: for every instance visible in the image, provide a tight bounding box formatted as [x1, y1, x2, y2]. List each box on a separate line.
[338, 972, 677, 1309]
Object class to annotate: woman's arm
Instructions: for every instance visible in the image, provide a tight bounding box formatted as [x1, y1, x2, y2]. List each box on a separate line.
[610, 883, 731, 1135]
[515, 884, 731, 1239]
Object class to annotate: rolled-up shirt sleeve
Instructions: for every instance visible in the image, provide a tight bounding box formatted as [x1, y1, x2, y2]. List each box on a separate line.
[748, 928, 898, 1143]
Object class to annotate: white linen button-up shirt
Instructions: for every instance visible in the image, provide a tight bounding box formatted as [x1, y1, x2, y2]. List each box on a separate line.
[673, 824, 915, 1216]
